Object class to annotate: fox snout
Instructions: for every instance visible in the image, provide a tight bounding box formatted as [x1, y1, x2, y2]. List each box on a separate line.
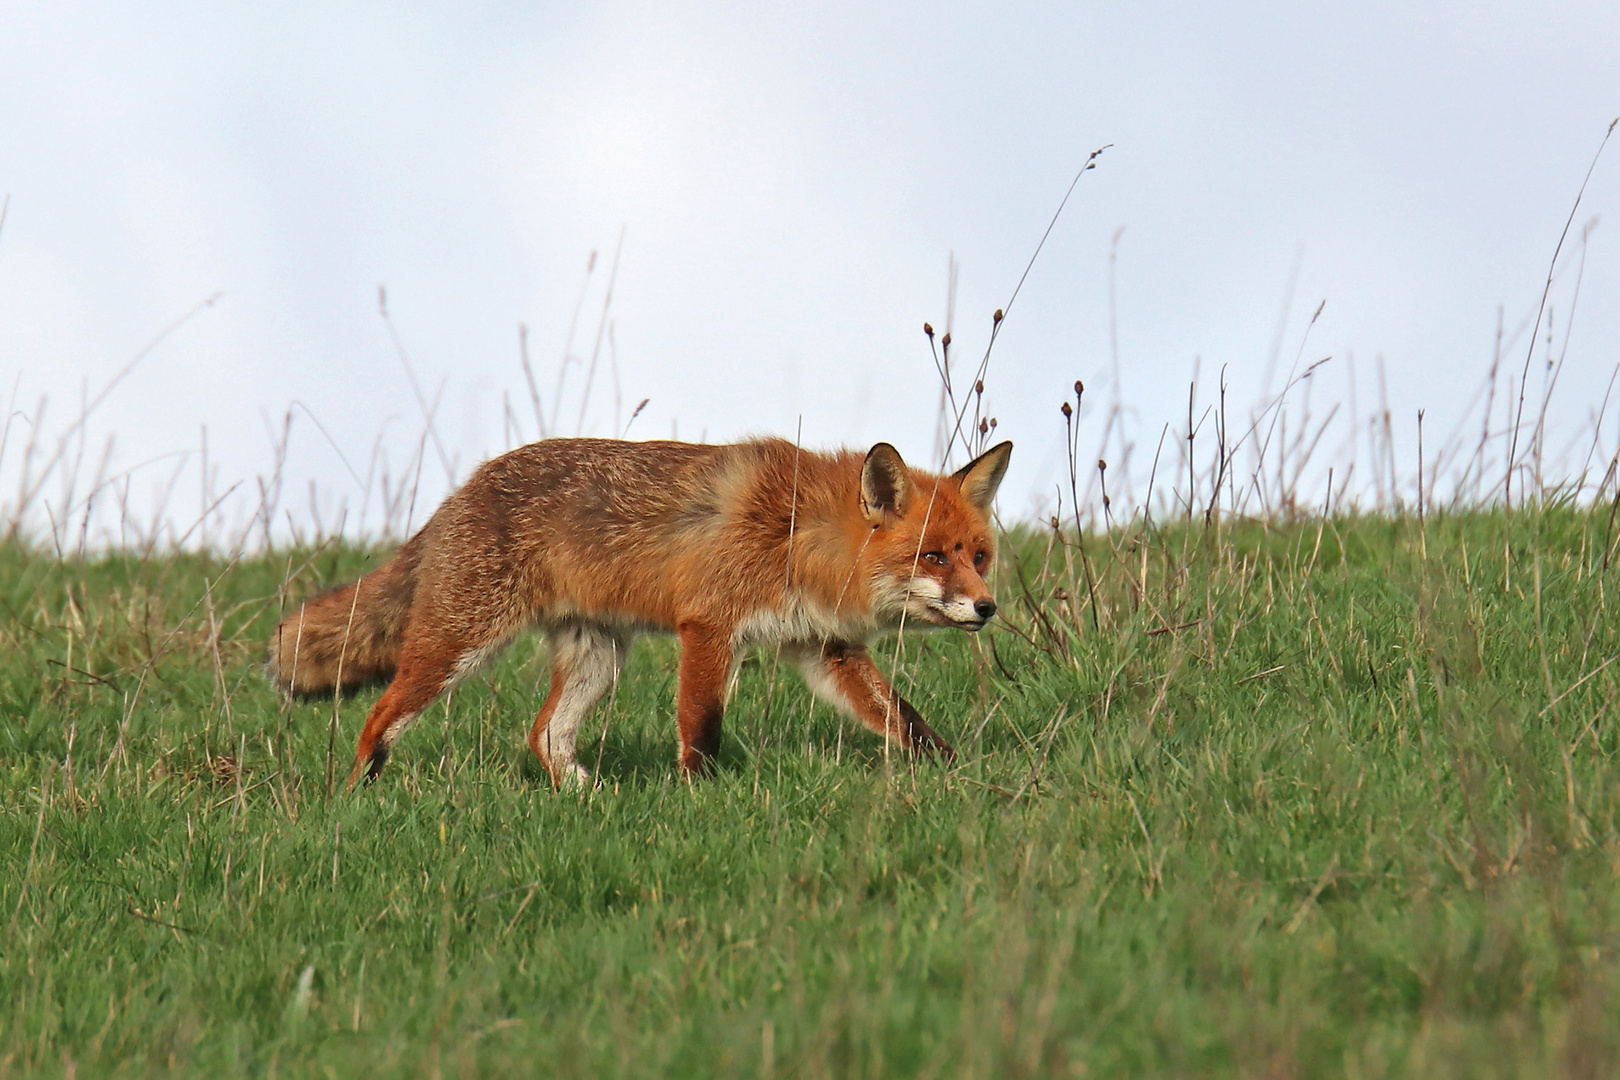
[944, 587, 996, 631]
[955, 583, 997, 630]
[897, 563, 999, 630]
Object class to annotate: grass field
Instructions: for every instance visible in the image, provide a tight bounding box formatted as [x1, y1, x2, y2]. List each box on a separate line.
[4, 502, 1620, 1077]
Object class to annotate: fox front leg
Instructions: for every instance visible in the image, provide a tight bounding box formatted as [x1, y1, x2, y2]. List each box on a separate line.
[793, 642, 957, 762]
[675, 621, 735, 777]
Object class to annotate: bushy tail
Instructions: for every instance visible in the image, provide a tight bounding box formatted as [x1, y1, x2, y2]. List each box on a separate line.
[268, 536, 424, 698]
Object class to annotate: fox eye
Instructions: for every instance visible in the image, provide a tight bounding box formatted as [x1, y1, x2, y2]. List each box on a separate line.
[922, 551, 947, 567]
[973, 550, 987, 566]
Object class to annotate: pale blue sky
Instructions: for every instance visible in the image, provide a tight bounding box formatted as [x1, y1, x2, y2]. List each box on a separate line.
[1, 1, 1616, 542]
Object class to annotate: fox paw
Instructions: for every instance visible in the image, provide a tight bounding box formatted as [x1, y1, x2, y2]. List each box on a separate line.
[555, 763, 594, 790]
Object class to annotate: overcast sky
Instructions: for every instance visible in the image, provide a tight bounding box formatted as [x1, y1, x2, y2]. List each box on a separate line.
[1, 1, 1616, 544]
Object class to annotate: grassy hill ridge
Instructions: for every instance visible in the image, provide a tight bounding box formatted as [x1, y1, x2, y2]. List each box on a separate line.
[3, 507, 1619, 1077]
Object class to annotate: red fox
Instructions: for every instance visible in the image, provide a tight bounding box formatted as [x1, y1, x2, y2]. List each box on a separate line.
[268, 436, 1011, 788]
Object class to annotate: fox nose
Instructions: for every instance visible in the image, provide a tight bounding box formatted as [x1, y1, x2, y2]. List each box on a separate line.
[974, 598, 997, 620]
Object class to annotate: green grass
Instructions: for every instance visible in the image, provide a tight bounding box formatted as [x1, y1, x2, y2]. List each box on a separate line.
[4, 507, 1620, 1077]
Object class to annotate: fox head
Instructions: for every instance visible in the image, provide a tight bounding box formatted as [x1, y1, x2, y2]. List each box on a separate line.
[859, 440, 1012, 631]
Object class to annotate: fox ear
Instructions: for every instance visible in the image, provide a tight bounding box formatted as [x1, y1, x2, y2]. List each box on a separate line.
[951, 441, 1012, 514]
[860, 443, 912, 523]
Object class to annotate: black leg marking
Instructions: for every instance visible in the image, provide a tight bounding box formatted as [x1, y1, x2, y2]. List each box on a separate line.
[365, 745, 390, 784]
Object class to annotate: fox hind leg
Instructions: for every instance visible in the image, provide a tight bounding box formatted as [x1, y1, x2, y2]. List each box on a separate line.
[791, 642, 956, 762]
[528, 624, 630, 788]
[346, 647, 459, 789]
